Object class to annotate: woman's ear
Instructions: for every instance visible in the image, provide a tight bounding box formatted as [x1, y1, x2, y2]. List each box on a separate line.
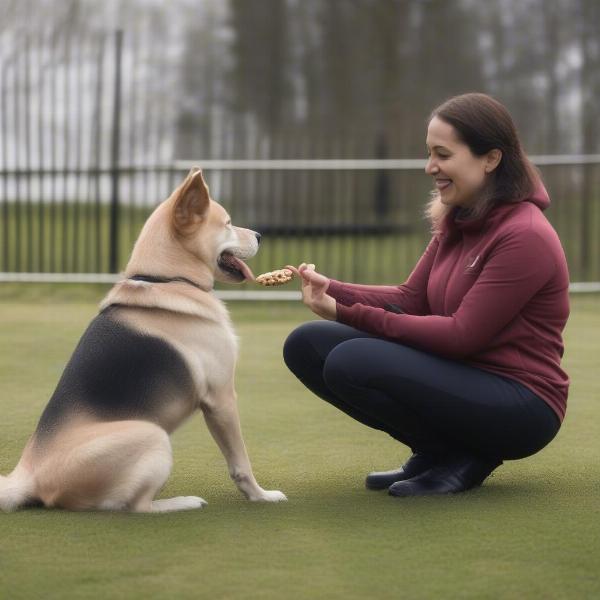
[171, 169, 210, 235]
[485, 149, 502, 173]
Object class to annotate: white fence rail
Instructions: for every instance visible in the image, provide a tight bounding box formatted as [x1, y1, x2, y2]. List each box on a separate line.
[174, 154, 600, 170]
[0, 272, 597, 296]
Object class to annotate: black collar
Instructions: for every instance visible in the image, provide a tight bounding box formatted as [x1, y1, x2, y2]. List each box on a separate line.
[129, 274, 208, 291]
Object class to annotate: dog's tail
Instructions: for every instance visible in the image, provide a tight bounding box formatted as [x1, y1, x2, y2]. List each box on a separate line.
[0, 468, 35, 512]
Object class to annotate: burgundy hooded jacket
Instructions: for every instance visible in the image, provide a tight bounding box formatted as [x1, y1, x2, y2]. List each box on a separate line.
[328, 186, 570, 422]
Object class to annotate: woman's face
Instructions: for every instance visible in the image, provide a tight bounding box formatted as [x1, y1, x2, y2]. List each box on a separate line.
[425, 116, 499, 208]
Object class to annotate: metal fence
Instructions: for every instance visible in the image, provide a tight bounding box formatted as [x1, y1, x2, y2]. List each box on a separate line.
[1, 29, 599, 292]
[1, 158, 599, 290]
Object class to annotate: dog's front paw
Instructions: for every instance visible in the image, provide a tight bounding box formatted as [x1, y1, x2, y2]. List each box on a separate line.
[251, 490, 287, 502]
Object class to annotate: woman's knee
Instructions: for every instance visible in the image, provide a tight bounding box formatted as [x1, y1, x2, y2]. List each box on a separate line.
[283, 322, 320, 373]
[322, 338, 370, 392]
[283, 320, 358, 373]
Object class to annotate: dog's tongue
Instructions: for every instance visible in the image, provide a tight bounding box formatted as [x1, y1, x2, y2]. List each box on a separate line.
[231, 256, 255, 281]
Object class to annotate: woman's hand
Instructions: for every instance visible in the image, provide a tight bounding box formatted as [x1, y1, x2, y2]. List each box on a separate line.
[286, 263, 337, 321]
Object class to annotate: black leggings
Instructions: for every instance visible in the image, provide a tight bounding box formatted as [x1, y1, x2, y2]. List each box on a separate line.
[283, 321, 560, 461]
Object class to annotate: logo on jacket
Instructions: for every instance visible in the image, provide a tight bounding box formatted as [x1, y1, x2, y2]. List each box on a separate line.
[464, 255, 481, 273]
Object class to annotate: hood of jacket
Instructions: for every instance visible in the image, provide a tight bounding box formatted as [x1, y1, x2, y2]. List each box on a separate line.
[439, 182, 551, 235]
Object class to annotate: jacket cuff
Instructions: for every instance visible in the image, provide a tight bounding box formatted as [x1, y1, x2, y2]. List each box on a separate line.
[327, 280, 354, 307]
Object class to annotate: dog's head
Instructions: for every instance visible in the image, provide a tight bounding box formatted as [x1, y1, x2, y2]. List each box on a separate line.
[169, 168, 260, 284]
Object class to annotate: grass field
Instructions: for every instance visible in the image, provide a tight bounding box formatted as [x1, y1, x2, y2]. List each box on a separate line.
[0, 289, 599, 599]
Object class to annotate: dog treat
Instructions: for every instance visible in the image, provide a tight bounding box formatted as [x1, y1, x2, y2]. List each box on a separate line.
[256, 268, 294, 286]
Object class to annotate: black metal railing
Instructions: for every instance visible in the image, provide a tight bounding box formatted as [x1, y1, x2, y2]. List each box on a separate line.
[1, 161, 599, 285]
[1, 29, 599, 286]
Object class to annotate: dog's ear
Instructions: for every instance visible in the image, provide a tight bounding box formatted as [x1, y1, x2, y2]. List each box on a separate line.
[171, 169, 210, 235]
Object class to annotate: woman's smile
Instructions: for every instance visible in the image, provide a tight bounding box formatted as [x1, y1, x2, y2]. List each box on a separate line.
[435, 178, 452, 191]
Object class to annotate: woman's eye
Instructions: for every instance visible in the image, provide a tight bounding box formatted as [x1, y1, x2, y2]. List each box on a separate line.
[426, 150, 449, 160]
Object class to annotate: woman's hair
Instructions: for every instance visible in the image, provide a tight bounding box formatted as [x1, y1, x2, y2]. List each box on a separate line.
[426, 92, 541, 231]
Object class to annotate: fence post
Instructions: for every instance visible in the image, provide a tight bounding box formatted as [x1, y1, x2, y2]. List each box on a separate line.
[109, 29, 123, 273]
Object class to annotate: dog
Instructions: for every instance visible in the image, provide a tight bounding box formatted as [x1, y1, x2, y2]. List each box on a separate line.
[0, 168, 286, 512]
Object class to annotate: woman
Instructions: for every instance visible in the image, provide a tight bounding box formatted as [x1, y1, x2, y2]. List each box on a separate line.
[283, 93, 570, 497]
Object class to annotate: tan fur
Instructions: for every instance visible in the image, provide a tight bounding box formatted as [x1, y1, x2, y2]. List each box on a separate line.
[31, 420, 173, 511]
[1, 169, 286, 513]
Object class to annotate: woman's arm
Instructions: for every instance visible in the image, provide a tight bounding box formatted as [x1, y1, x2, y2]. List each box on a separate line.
[327, 236, 440, 316]
[336, 229, 559, 358]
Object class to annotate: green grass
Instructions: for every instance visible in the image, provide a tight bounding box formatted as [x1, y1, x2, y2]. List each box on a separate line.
[1, 291, 599, 599]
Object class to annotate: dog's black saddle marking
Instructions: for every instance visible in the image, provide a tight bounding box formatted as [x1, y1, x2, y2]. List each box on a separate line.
[35, 308, 195, 438]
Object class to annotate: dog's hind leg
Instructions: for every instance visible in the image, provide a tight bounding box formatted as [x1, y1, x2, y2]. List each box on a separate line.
[124, 437, 207, 513]
[108, 425, 207, 513]
[35, 420, 205, 512]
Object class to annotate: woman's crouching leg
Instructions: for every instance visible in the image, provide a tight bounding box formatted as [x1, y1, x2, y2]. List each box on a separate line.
[283, 321, 392, 433]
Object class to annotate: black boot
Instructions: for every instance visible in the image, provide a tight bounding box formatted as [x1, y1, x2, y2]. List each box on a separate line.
[388, 454, 502, 497]
[365, 453, 440, 490]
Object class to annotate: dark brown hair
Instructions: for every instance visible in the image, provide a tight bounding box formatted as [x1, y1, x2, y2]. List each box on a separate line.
[426, 92, 540, 229]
